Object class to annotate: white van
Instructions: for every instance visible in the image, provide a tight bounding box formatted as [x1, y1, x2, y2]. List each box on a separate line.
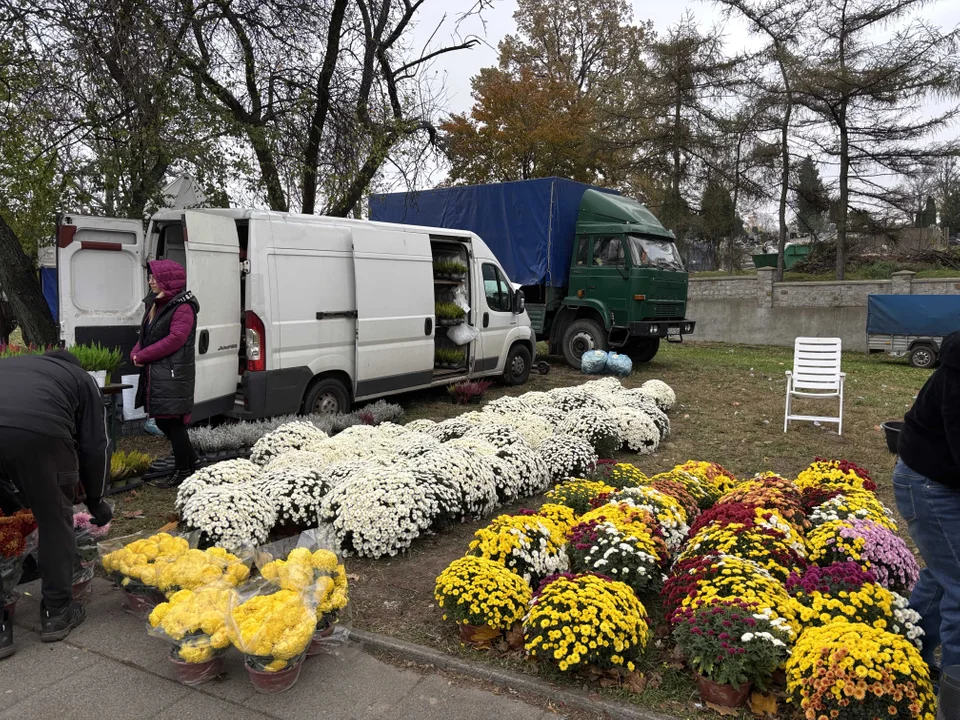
[56, 209, 537, 421]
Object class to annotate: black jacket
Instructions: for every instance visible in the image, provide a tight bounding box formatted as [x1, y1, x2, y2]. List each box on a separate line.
[134, 290, 200, 416]
[0, 351, 109, 501]
[899, 332, 960, 487]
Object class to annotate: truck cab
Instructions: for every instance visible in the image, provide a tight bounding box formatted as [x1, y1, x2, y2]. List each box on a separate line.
[546, 190, 694, 367]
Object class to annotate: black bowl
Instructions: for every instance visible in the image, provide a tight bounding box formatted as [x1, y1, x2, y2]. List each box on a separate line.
[881, 421, 903, 454]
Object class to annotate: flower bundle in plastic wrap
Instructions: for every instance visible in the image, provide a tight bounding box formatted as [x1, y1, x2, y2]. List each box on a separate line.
[72, 507, 111, 599]
[256, 528, 350, 657]
[148, 584, 235, 683]
[0, 509, 37, 609]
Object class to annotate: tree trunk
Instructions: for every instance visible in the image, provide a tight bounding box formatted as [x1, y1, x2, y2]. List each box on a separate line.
[247, 126, 289, 212]
[776, 101, 792, 282]
[0, 214, 58, 345]
[837, 114, 849, 281]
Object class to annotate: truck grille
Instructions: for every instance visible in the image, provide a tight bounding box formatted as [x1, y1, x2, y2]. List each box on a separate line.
[654, 303, 681, 318]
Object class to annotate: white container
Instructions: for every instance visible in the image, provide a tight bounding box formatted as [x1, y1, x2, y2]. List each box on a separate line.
[88, 370, 107, 387]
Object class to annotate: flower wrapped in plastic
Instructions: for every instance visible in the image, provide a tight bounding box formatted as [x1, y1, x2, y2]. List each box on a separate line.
[607, 406, 659, 454]
[807, 518, 920, 595]
[72, 510, 110, 593]
[524, 573, 650, 673]
[154, 546, 252, 596]
[795, 457, 876, 492]
[566, 519, 665, 595]
[180, 483, 277, 547]
[148, 584, 236, 666]
[785, 623, 936, 719]
[649, 470, 721, 510]
[435, 556, 532, 635]
[227, 584, 318, 673]
[676, 461, 738, 494]
[537, 433, 598, 483]
[468, 514, 568, 586]
[558, 408, 623, 456]
[175, 459, 261, 512]
[0, 509, 37, 605]
[320, 465, 437, 557]
[250, 421, 329, 466]
[639, 379, 676, 411]
[100, 531, 194, 592]
[672, 599, 790, 691]
[545, 478, 616, 516]
[253, 464, 331, 531]
[785, 563, 923, 647]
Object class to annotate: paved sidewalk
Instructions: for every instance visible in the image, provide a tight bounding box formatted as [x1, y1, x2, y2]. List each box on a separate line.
[0, 579, 556, 720]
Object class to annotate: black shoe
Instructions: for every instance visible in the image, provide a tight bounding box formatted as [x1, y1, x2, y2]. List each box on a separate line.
[151, 469, 193, 489]
[40, 602, 86, 642]
[0, 611, 13, 659]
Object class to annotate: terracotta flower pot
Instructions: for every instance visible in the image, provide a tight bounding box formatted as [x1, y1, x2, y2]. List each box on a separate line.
[306, 617, 337, 657]
[122, 588, 164, 619]
[2, 597, 15, 622]
[245, 656, 305, 694]
[696, 674, 752, 707]
[73, 579, 92, 601]
[169, 651, 225, 686]
[771, 668, 787, 688]
[458, 622, 501, 647]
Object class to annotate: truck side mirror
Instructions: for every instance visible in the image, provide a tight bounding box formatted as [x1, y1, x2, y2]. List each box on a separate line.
[513, 289, 525, 314]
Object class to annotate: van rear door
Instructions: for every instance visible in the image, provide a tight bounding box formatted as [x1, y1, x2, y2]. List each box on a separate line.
[183, 211, 241, 419]
[56, 215, 145, 364]
[352, 227, 434, 398]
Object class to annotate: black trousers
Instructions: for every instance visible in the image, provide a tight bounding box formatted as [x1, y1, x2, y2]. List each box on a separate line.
[154, 417, 196, 471]
[0, 428, 77, 611]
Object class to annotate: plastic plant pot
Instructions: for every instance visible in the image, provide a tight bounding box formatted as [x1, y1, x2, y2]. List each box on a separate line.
[73, 579, 92, 601]
[306, 617, 337, 657]
[122, 588, 165, 619]
[2, 593, 16, 622]
[168, 650, 225, 686]
[245, 655, 306, 694]
[939, 666, 960, 720]
[696, 675, 752, 708]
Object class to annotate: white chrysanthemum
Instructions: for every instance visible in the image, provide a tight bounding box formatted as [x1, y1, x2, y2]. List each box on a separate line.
[891, 592, 924, 648]
[610, 486, 690, 554]
[404, 418, 436, 432]
[263, 450, 331, 474]
[181, 483, 277, 547]
[558, 408, 623, 456]
[447, 437, 525, 503]
[423, 419, 474, 442]
[175, 459, 260, 512]
[640, 379, 676, 411]
[479, 411, 554, 449]
[463, 423, 530, 450]
[516, 390, 550, 407]
[537, 433, 598, 483]
[250, 421, 329, 466]
[319, 466, 437, 558]
[318, 459, 386, 488]
[544, 386, 612, 413]
[524, 404, 566, 429]
[482, 395, 532, 415]
[581, 377, 626, 394]
[253, 465, 330, 529]
[392, 435, 442, 461]
[608, 406, 660, 454]
[409, 445, 498, 518]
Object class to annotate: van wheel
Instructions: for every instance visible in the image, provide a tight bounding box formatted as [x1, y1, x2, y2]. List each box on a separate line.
[624, 337, 660, 363]
[503, 345, 532, 386]
[562, 319, 607, 368]
[909, 345, 937, 369]
[302, 378, 350, 416]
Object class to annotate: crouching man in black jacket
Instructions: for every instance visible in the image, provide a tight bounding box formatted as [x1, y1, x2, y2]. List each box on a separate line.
[0, 350, 113, 656]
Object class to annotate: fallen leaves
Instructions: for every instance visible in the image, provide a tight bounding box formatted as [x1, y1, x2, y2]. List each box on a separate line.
[705, 701, 739, 716]
[749, 691, 778, 716]
[121, 510, 144, 519]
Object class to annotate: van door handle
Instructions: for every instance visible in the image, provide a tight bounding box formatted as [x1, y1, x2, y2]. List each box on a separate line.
[424, 317, 433, 335]
[198, 330, 209, 355]
[483, 312, 489, 328]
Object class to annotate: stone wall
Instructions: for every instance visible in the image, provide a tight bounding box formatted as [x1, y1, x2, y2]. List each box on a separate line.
[686, 270, 960, 351]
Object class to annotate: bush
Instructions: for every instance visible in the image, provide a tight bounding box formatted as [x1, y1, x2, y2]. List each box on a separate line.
[70, 342, 123, 373]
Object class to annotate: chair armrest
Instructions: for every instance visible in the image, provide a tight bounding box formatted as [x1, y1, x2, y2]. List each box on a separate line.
[840, 372, 846, 378]
[785, 370, 793, 377]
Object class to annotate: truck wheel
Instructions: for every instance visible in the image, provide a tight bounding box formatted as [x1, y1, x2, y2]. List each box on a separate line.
[302, 377, 350, 415]
[909, 345, 937, 369]
[502, 344, 532, 386]
[562, 319, 607, 368]
[624, 337, 660, 363]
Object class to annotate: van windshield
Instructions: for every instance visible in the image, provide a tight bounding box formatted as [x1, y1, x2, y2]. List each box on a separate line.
[628, 235, 685, 272]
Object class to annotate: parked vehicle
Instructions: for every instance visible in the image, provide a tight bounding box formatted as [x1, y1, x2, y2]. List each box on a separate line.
[369, 178, 694, 368]
[56, 210, 535, 421]
[867, 294, 960, 368]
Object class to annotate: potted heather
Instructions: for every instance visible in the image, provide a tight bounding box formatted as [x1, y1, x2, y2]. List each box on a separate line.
[434, 347, 465, 369]
[70, 342, 123, 386]
[433, 259, 467, 281]
[447, 379, 493, 405]
[434, 301, 466, 327]
[671, 599, 790, 708]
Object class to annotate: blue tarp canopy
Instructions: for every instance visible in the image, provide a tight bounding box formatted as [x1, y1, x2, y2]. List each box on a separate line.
[867, 294, 960, 336]
[368, 178, 618, 287]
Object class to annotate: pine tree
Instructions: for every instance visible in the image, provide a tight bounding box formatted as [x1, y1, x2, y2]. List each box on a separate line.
[794, 156, 830, 237]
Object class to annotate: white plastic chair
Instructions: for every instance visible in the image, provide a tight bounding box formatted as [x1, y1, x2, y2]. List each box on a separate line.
[784, 337, 845, 435]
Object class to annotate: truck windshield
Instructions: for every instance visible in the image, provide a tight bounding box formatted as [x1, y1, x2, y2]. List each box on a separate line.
[628, 235, 685, 271]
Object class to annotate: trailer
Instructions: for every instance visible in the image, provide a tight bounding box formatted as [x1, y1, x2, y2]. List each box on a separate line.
[866, 294, 960, 368]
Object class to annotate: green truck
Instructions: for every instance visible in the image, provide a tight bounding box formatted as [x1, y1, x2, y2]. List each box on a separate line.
[369, 177, 695, 367]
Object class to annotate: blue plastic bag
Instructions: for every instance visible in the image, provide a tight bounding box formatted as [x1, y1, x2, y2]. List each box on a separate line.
[606, 352, 633, 377]
[580, 350, 608, 375]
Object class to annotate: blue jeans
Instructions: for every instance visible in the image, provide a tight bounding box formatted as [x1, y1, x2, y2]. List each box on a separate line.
[893, 459, 960, 670]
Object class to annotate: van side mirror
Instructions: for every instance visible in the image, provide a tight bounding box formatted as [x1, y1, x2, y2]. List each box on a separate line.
[513, 289, 525, 314]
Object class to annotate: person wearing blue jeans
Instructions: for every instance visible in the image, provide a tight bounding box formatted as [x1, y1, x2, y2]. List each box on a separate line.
[896, 331, 960, 681]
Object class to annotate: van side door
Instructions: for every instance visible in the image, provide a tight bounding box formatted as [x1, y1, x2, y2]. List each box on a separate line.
[477, 262, 517, 372]
[182, 211, 241, 419]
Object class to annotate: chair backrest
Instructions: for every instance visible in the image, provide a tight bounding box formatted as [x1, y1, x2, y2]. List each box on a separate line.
[792, 337, 843, 391]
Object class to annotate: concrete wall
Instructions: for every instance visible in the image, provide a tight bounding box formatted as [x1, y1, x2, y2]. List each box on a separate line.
[686, 270, 960, 351]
